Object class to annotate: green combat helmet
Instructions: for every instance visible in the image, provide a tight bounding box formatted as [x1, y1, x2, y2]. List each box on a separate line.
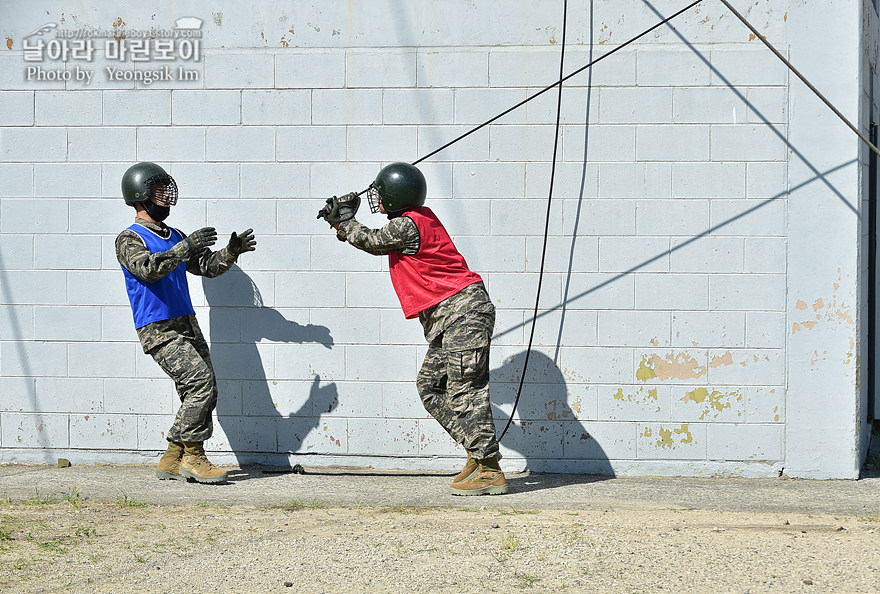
[367, 162, 426, 217]
[121, 162, 178, 207]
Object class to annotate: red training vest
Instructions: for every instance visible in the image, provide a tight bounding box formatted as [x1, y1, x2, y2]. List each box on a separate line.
[388, 207, 483, 318]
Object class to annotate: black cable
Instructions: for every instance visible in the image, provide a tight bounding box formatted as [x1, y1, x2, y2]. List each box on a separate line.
[718, 0, 880, 159]
[498, 0, 569, 441]
[412, 0, 703, 166]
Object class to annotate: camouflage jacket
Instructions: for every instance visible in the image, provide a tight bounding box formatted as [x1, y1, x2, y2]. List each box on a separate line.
[116, 217, 238, 351]
[338, 216, 493, 343]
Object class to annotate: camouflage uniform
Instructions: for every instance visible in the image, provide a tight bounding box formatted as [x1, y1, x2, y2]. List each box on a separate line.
[339, 217, 500, 460]
[116, 217, 238, 443]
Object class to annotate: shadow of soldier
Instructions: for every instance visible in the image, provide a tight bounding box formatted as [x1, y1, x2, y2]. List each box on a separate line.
[202, 267, 338, 470]
[490, 350, 614, 486]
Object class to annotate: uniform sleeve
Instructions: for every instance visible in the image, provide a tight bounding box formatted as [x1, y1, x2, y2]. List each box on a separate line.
[337, 216, 420, 256]
[115, 229, 191, 283]
[182, 229, 238, 278]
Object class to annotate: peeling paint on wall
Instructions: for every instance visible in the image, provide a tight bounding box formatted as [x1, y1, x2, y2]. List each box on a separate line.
[6, 37, 12, 50]
[637, 352, 706, 381]
[644, 424, 693, 449]
[682, 387, 742, 419]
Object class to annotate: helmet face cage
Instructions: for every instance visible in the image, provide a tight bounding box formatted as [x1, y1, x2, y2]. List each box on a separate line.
[367, 184, 382, 214]
[145, 174, 178, 207]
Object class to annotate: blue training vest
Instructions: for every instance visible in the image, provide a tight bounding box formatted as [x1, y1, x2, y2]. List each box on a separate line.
[122, 223, 195, 329]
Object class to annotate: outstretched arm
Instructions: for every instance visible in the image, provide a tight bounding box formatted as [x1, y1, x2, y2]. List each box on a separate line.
[336, 216, 420, 256]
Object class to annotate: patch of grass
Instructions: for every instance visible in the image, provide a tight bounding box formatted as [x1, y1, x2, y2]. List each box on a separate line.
[377, 505, 432, 515]
[63, 486, 82, 508]
[23, 488, 57, 506]
[514, 572, 542, 588]
[502, 532, 521, 551]
[37, 538, 68, 554]
[498, 507, 539, 516]
[74, 525, 96, 539]
[116, 493, 148, 508]
[269, 499, 325, 512]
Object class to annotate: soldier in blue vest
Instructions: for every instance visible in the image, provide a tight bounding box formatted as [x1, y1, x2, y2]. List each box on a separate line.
[116, 162, 256, 484]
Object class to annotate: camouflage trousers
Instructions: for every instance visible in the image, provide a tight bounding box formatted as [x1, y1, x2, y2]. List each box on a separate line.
[416, 297, 499, 460]
[146, 316, 218, 444]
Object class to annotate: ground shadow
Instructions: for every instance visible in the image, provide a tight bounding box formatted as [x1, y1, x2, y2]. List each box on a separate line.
[202, 267, 337, 472]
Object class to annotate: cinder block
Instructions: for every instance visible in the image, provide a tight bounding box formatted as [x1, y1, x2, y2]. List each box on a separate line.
[746, 162, 788, 200]
[383, 381, 428, 420]
[101, 307, 133, 342]
[424, 198, 490, 235]
[347, 125, 417, 162]
[711, 124, 787, 162]
[557, 346, 634, 384]
[1, 340, 67, 377]
[0, 306, 34, 342]
[279, 416, 348, 454]
[34, 163, 102, 197]
[275, 272, 345, 308]
[635, 274, 709, 310]
[455, 235, 526, 273]
[490, 198, 563, 236]
[102, 90, 171, 125]
[486, 272, 562, 310]
[205, 53, 274, 89]
[598, 311, 671, 347]
[169, 163, 240, 199]
[526, 161, 600, 200]
[745, 237, 785, 274]
[710, 199, 786, 237]
[242, 90, 310, 125]
[491, 374, 578, 422]
[706, 423, 783, 461]
[347, 50, 416, 88]
[527, 308, 598, 348]
[378, 309, 423, 345]
[565, 48, 637, 87]
[34, 378, 103, 413]
[70, 414, 138, 449]
[558, 272, 635, 309]
[172, 90, 240, 125]
[103, 378, 174, 414]
[312, 89, 382, 125]
[275, 50, 345, 89]
[524, 235, 598, 274]
[345, 272, 400, 309]
[417, 421, 459, 457]
[637, 48, 712, 87]
[745, 87, 788, 125]
[0, 377, 36, 412]
[323, 381, 383, 418]
[672, 311, 746, 348]
[454, 88, 529, 125]
[745, 312, 785, 348]
[743, 386, 785, 423]
[241, 163, 309, 198]
[637, 124, 710, 161]
[706, 349, 785, 386]
[214, 416, 279, 452]
[673, 87, 746, 124]
[453, 162, 525, 199]
[526, 87, 599, 126]
[709, 274, 786, 311]
[242, 379, 303, 417]
[345, 345, 417, 382]
[599, 237, 670, 273]
[34, 235, 102, 270]
[274, 343, 345, 381]
[417, 50, 488, 88]
[67, 127, 137, 162]
[137, 127, 205, 162]
[34, 306, 102, 341]
[637, 422, 707, 460]
[490, 125, 557, 162]
[1, 412, 69, 448]
[308, 307, 381, 346]
[0, 271, 66, 305]
[35, 91, 101, 126]
[69, 271, 129, 306]
[671, 385, 745, 423]
[564, 124, 636, 162]
[309, 234, 381, 273]
[670, 236, 744, 273]
[489, 49, 562, 87]
[417, 124, 489, 162]
[598, 162, 672, 199]
[347, 418, 418, 456]
[710, 49, 788, 87]
[498, 420, 563, 458]
[0, 164, 33, 197]
[672, 162, 746, 198]
[563, 421, 639, 460]
[0, 91, 34, 126]
[0, 236, 34, 269]
[208, 342, 274, 380]
[276, 126, 346, 162]
[68, 342, 137, 378]
[383, 88, 454, 125]
[309, 162, 384, 198]
[235, 235, 308, 273]
[635, 199, 709, 235]
[488, 308, 524, 346]
[0, 127, 67, 162]
[598, 385, 672, 422]
[206, 127, 275, 162]
[600, 87, 672, 123]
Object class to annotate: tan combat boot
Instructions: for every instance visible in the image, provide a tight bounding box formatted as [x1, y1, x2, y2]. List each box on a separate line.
[179, 442, 228, 484]
[451, 451, 478, 484]
[449, 455, 508, 496]
[156, 441, 185, 481]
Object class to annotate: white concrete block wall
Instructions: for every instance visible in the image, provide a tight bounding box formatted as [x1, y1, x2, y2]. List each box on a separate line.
[0, 0, 870, 477]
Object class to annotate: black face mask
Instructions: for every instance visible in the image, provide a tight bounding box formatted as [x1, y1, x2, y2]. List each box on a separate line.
[144, 200, 170, 222]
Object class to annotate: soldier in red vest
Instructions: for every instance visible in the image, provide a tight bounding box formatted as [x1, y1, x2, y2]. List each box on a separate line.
[324, 162, 506, 495]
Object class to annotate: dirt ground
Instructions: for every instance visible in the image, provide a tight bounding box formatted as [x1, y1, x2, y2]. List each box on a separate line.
[2, 494, 879, 593]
